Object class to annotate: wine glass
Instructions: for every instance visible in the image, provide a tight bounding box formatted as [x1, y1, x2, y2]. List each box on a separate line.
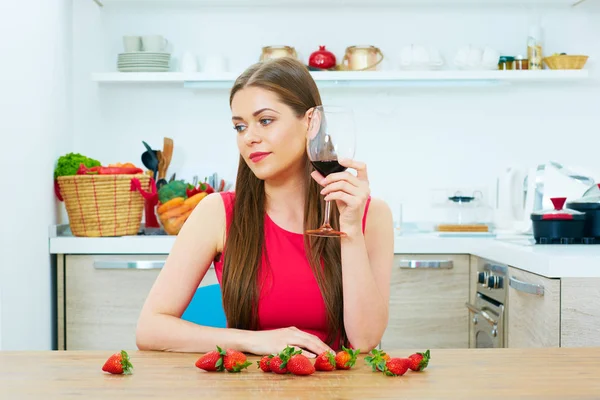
[305, 105, 356, 237]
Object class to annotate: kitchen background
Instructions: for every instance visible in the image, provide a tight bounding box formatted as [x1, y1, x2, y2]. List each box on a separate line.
[2, 0, 599, 350]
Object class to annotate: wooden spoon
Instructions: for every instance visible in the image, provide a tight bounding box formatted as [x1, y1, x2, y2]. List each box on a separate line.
[162, 137, 174, 178]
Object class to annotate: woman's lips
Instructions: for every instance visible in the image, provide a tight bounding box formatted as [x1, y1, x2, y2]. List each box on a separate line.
[249, 152, 271, 163]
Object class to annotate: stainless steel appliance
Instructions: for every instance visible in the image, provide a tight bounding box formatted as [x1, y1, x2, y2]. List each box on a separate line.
[466, 258, 507, 348]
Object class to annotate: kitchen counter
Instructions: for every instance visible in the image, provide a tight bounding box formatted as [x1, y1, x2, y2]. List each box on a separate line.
[2, 348, 599, 399]
[49, 225, 600, 278]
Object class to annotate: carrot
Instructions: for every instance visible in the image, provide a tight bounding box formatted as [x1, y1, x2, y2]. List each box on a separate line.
[184, 192, 208, 208]
[157, 197, 185, 215]
[159, 203, 192, 220]
[172, 209, 193, 230]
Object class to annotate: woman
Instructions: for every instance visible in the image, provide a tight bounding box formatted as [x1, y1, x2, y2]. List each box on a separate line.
[136, 57, 394, 357]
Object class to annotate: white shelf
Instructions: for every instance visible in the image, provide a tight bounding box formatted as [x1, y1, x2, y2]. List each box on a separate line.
[93, 0, 587, 7]
[91, 70, 590, 88]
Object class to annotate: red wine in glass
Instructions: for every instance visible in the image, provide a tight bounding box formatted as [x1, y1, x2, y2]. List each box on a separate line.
[305, 105, 356, 238]
[310, 160, 347, 177]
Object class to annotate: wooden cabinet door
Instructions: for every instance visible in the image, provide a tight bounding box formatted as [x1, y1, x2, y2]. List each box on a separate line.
[381, 254, 470, 349]
[507, 267, 560, 348]
[64, 255, 217, 350]
[561, 278, 600, 347]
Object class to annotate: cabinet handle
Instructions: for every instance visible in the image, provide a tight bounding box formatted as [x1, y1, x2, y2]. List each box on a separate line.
[93, 261, 165, 270]
[398, 260, 453, 269]
[465, 302, 498, 327]
[509, 276, 544, 296]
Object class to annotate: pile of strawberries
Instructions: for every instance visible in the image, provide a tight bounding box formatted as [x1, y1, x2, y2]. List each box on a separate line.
[100, 347, 431, 378]
[194, 345, 431, 378]
[364, 348, 431, 376]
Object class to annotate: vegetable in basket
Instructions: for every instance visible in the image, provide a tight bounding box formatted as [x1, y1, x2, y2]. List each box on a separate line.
[158, 191, 208, 235]
[158, 180, 188, 204]
[54, 152, 101, 178]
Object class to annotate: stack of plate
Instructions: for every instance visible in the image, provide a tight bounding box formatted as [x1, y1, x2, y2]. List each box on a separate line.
[117, 52, 171, 72]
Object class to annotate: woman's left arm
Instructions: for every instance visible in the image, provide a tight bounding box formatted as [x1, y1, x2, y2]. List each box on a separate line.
[314, 159, 394, 352]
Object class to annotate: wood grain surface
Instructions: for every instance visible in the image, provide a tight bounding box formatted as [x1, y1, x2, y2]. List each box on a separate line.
[1, 348, 599, 399]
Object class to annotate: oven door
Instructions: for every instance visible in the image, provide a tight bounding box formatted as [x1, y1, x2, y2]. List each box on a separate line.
[466, 293, 505, 348]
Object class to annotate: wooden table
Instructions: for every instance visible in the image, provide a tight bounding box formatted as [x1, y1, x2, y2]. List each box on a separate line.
[1, 348, 599, 399]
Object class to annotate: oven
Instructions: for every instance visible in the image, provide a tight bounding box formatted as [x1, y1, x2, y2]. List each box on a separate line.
[466, 258, 507, 348]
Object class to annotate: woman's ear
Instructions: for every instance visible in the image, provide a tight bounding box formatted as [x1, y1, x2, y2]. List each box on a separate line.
[305, 107, 321, 141]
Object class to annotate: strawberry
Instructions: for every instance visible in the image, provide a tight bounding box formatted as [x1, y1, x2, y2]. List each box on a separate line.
[269, 346, 296, 374]
[102, 350, 133, 375]
[314, 351, 336, 372]
[384, 358, 410, 377]
[335, 346, 360, 370]
[269, 356, 288, 374]
[257, 355, 273, 372]
[223, 349, 252, 373]
[286, 354, 315, 376]
[407, 349, 431, 372]
[364, 349, 390, 372]
[195, 346, 226, 372]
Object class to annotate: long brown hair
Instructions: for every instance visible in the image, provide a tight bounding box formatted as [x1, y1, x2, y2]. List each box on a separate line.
[222, 57, 346, 347]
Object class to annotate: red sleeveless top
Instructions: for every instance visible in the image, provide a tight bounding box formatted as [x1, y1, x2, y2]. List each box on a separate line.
[213, 191, 371, 350]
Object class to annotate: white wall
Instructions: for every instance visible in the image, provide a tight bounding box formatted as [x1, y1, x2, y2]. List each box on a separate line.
[0, 0, 72, 350]
[73, 2, 600, 226]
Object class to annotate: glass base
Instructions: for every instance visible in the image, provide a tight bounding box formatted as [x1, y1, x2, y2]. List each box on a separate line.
[305, 224, 347, 238]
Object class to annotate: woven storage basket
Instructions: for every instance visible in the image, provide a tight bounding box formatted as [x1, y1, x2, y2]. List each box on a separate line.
[56, 174, 152, 237]
[543, 55, 588, 70]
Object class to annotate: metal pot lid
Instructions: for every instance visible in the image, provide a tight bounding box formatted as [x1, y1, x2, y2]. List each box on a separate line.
[567, 195, 600, 210]
[531, 197, 586, 221]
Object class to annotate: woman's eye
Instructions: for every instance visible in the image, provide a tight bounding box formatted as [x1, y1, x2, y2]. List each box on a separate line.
[260, 118, 273, 126]
[233, 125, 246, 133]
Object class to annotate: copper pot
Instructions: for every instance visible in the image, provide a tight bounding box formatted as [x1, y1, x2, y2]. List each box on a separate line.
[260, 45, 298, 61]
[342, 45, 384, 71]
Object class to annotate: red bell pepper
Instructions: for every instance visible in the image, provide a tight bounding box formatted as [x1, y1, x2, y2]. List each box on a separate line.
[185, 182, 215, 197]
[77, 164, 143, 175]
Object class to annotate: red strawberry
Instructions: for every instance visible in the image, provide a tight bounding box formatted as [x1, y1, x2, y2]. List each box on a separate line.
[384, 358, 410, 377]
[195, 346, 226, 372]
[335, 346, 360, 370]
[269, 356, 288, 374]
[223, 349, 252, 373]
[364, 349, 391, 372]
[407, 349, 431, 371]
[286, 354, 315, 376]
[102, 350, 133, 375]
[257, 355, 273, 372]
[314, 351, 336, 372]
[269, 346, 296, 374]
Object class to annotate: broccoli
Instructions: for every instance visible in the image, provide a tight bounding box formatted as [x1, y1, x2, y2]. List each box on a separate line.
[158, 180, 188, 204]
[54, 152, 101, 179]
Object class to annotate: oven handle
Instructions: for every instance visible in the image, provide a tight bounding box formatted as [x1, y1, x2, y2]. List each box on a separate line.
[397, 260, 453, 269]
[465, 302, 498, 327]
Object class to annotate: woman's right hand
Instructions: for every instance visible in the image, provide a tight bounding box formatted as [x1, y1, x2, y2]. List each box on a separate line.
[246, 327, 333, 358]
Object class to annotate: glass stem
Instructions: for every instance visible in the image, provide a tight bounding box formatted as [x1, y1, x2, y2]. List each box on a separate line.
[323, 199, 331, 228]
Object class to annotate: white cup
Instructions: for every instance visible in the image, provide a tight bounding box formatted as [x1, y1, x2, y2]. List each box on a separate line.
[202, 55, 228, 73]
[123, 35, 142, 52]
[180, 51, 198, 73]
[142, 35, 169, 52]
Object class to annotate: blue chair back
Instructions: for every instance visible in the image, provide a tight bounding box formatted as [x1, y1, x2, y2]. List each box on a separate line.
[181, 284, 227, 328]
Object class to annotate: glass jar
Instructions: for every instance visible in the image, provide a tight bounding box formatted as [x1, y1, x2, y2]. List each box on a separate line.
[514, 55, 529, 70]
[498, 56, 515, 70]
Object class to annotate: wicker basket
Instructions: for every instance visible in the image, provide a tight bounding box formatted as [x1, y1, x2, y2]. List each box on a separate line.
[543, 55, 588, 70]
[56, 174, 153, 237]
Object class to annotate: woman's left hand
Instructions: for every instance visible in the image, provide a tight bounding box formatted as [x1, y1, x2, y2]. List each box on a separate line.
[311, 158, 370, 235]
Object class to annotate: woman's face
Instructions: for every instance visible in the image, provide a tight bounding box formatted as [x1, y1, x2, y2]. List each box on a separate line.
[231, 86, 308, 181]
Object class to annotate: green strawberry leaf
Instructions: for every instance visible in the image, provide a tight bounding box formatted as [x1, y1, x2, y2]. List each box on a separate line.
[215, 357, 223, 371]
[228, 361, 252, 373]
[120, 350, 133, 375]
